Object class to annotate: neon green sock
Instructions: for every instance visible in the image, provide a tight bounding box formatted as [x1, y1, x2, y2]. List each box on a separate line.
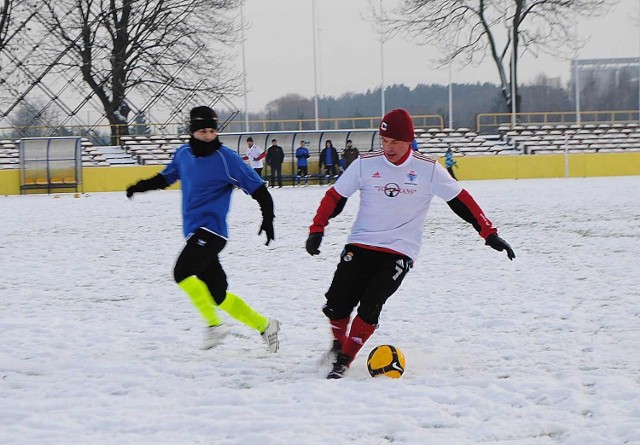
[178, 276, 223, 327]
[218, 291, 269, 332]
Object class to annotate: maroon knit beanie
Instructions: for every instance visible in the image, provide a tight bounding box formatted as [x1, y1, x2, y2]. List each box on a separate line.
[379, 108, 414, 142]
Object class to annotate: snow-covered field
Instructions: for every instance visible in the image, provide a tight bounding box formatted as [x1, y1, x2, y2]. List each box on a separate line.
[1, 176, 639, 445]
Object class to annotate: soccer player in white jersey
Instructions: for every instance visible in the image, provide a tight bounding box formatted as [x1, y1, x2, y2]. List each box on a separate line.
[306, 108, 515, 379]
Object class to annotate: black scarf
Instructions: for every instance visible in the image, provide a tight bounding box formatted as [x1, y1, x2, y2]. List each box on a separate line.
[189, 136, 222, 157]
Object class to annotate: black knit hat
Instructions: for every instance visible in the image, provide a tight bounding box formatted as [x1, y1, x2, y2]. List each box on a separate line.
[189, 106, 218, 132]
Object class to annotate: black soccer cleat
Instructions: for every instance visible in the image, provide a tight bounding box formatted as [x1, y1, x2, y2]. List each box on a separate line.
[327, 352, 351, 379]
[322, 339, 342, 364]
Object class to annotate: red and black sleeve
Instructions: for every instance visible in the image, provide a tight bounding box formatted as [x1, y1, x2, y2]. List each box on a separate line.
[309, 187, 347, 233]
[447, 189, 497, 239]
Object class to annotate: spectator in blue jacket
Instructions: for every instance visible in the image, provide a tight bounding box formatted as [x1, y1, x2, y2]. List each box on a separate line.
[445, 147, 458, 180]
[295, 140, 310, 186]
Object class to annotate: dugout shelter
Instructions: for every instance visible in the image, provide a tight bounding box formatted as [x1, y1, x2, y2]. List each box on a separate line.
[221, 129, 379, 183]
[19, 137, 82, 194]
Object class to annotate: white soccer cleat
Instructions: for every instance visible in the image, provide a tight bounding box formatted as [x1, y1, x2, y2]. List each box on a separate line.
[261, 318, 281, 353]
[203, 324, 229, 350]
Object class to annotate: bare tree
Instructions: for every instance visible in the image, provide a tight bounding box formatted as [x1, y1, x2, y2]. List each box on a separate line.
[0, 0, 10, 51]
[33, 0, 241, 143]
[9, 98, 61, 137]
[264, 94, 318, 130]
[1, 1, 38, 112]
[389, 0, 613, 115]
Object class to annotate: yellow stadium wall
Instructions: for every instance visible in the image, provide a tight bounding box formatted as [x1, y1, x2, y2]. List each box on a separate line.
[80, 166, 180, 192]
[447, 152, 640, 180]
[1, 152, 640, 195]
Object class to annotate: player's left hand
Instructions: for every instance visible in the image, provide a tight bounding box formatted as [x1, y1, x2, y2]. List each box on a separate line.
[485, 233, 515, 260]
[259, 218, 274, 246]
[305, 232, 323, 255]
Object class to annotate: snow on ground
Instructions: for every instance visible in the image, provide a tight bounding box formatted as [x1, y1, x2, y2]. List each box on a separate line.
[1, 176, 639, 444]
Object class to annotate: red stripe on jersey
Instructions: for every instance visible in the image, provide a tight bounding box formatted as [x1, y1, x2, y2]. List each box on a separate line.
[360, 151, 384, 159]
[457, 189, 497, 239]
[412, 151, 437, 163]
[310, 187, 343, 233]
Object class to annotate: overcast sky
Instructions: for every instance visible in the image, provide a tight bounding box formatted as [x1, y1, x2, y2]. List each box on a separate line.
[235, 0, 639, 113]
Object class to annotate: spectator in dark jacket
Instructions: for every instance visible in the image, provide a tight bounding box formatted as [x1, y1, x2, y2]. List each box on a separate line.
[319, 140, 340, 184]
[266, 139, 285, 188]
[341, 139, 359, 171]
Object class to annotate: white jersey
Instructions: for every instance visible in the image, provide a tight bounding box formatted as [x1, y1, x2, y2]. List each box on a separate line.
[245, 145, 264, 169]
[333, 150, 462, 261]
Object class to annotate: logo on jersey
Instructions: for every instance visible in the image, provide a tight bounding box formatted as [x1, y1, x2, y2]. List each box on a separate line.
[343, 251, 354, 262]
[382, 183, 400, 197]
[371, 171, 381, 178]
[406, 170, 418, 184]
[375, 182, 416, 197]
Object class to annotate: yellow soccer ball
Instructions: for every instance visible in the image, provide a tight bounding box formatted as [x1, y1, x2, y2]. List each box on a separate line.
[366, 345, 406, 378]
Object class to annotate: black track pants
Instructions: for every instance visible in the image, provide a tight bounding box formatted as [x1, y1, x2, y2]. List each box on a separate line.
[173, 228, 228, 304]
[323, 244, 412, 326]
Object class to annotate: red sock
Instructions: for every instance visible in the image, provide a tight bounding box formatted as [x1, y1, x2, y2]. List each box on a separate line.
[342, 316, 376, 365]
[330, 317, 350, 346]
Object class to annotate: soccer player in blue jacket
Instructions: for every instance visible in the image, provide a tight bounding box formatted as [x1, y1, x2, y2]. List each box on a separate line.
[126, 106, 280, 352]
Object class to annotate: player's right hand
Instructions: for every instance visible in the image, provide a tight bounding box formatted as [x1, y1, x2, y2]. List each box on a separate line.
[126, 185, 137, 198]
[305, 232, 323, 255]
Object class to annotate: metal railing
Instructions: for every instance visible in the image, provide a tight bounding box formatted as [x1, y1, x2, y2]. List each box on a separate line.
[477, 110, 640, 134]
[222, 115, 444, 132]
[0, 114, 444, 146]
[6, 111, 640, 145]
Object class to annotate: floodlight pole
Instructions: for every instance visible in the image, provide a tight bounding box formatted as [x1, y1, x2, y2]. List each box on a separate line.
[510, 26, 517, 128]
[573, 21, 581, 126]
[380, 0, 385, 118]
[240, 5, 249, 132]
[448, 61, 453, 128]
[574, 60, 581, 126]
[312, 0, 319, 130]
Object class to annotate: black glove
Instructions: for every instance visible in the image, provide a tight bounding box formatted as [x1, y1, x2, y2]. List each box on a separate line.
[485, 233, 515, 260]
[259, 217, 275, 246]
[126, 174, 168, 199]
[126, 184, 141, 198]
[306, 232, 323, 255]
[251, 185, 275, 246]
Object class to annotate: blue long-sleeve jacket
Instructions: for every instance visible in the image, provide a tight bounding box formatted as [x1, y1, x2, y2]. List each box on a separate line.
[445, 151, 457, 168]
[296, 147, 310, 167]
[161, 144, 264, 238]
